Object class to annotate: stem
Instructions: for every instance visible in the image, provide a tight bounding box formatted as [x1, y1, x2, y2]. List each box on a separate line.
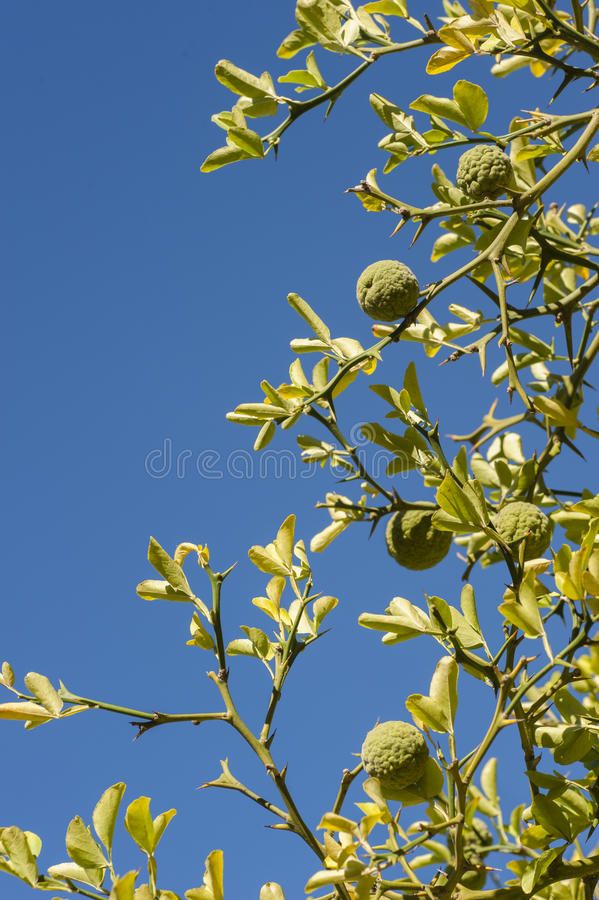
[536, 0, 599, 59]
[491, 258, 533, 410]
[263, 35, 439, 152]
[309, 407, 394, 502]
[57, 691, 228, 728]
[207, 670, 351, 900]
[332, 763, 363, 815]
[207, 566, 229, 681]
[518, 111, 599, 207]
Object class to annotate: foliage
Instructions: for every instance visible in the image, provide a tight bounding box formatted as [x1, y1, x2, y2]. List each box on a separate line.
[3, 1, 599, 899]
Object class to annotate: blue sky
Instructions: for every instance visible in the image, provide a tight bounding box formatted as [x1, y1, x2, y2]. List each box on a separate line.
[1, 2, 596, 897]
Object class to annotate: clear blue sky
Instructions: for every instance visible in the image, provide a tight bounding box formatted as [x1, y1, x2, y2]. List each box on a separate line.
[1, 2, 595, 897]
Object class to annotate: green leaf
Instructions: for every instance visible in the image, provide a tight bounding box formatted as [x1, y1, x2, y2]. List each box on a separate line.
[410, 94, 467, 128]
[148, 538, 193, 597]
[531, 795, 572, 841]
[260, 884, 286, 900]
[275, 514, 296, 569]
[403, 362, 427, 418]
[0, 701, 54, 723]
[66, 817, 108, 870]
[304, 869, 348, 891]
[317, 813, 358, 833]
[238, 96, 278, 118]
[254, 421, 276, 451]
[533, 396, 580, 430]
[187, 613, 215, 651]
[313, 595, 338, 632]
[480, 758, 498, 805]
[277, 28, 315, 59]
[406, 656, 458, 733]
[521, 847, 563, 894]
[363, 0, 408, 15]
[248, 542, 290, 576]
[295, 0, 341, 46]
[204, 849, 224, 900]
[287, 293, 330, 342]
[1, 661, 14, 687]
[48, 862, 104, 887]
[214, 60, 274, 99]
[227, 127, 264, 158]
[200, 146, 248, 174]
[436, 472, 482, 526]
[152, 809, 176, 850]
[499, 575, 543, 638]
[235, 403, 289, 420]
[134, 886, 154, 900]
[240, 626, 272, 659]
[453, 80, 488, 131]
[24, 673, 63, 716]
[359, 597, 432, 643]
[278, 69, 320, 89]
[124, 797, 155, 855]
[93, 783, 126, 856]
[460, 583, 482, 636]
[136, 579, 195, 603]
[310, 520, 348, 552]
[553, 727, 594, 765]
[0, 826, 38, 885]
[110, 871, 138, 900]
[226, 638, 262, 658]
[426, 46, 471, 75]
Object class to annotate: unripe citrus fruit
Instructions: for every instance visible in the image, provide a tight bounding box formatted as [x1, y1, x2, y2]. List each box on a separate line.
[493, 501, 551, 560]
[361, 720, 429, 799]
[386, 509, 452, 570]
[456, 145, 513, 200]
[356, 260, 420, 322]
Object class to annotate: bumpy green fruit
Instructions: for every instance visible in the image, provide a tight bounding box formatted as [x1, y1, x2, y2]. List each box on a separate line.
[356, 260, 419, 322]
[361, 721, 429, 799]
[386, 509, 452, 570]
[456, 145, 513, 200]
[493, 501, 551, 560]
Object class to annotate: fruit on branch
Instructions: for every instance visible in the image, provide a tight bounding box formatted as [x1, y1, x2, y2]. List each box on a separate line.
[356, 260, 420, 322]
[456, 145, 513, 200]
[493, 500, 552, 560]
[361, 720, 429, 799]
[386, 509, 452, 570]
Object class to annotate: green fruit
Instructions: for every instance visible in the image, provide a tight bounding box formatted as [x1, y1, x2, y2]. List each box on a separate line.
[356, 260, 420, 322]
[456, 145, 513, 200]
[386, 509, 452, 570]
[493, 501, 551, 560]
[361, 721, 429, 799]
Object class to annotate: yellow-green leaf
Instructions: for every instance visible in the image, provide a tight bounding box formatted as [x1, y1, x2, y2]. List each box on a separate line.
[0, 826, 38, 885]
[66, 817, 108, 870]
[227, 127, 264, 158]
[426, 46, 471, 75]
[93, 783, 126, 856]
[200, 146, 248, 174]
[24, 673, 63, 716]
[124, 797, 154, 855]
[453, 80, 488, 131]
